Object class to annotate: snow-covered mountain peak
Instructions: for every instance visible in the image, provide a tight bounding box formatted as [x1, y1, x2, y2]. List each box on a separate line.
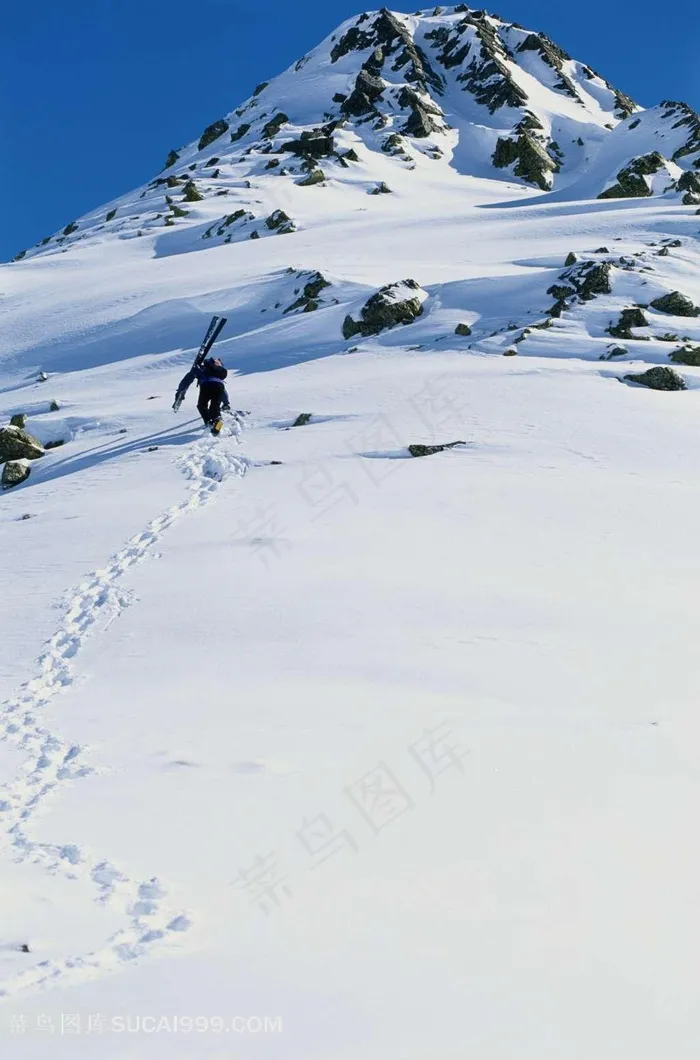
[10, 6, 700, 265]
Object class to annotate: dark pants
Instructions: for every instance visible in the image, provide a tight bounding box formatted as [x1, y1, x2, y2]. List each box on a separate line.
[197, 382, 222, 425]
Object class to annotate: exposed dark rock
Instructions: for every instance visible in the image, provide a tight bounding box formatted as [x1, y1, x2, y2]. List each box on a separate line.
[297, 169, 325, 186]
[202, 209, 254, 240]
[341, 68, 385, 116]
[282, 136, 334, 158]
[342, 278, 426, 339]
[675, 170, 700, 204]
[371, 182, 393, 194]
[398, 86, 442, 137]
[10, 414, 27, 428]
[547, 283, 576, 301]
[565, 251, 577, 266]
[330, 23, 375, 63]
[382, 133, 405, 154]
[669, 344, 700, 366]
[503, 348, 518, 356]
[63, 221, 78, 236]
[198, 119, 229, 152]
[2, 459, 31, 489]
[253, 81, 269, 97]
[662, 101, 700, 165]
[454, 13, 528, 112]
[182, 181, 203, 203]
[164, 149, 180, 170]
[285, 272, 331, 313]
[559, 260, 614, 301]
[624, 366, 686, 391]
[607, 307, 649, 338]
[261, 113, 289, 139]
[230, 123, 251, 142]
[516, 33, 581, 101]
[598, 152, 665, 199]
[649, 291, 700, 317]
[343, 148, 360, 162]
[0, 426, 45, 463]
[614, 91, 637, 119]
[292, 413, 313, 427]
[493, 133, 556, 190]
[265, 210, 295, 233]
[455, 323, 472, 336]
[408, 441, 465, 457]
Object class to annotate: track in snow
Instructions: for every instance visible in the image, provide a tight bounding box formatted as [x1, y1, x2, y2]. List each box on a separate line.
[0, 422, 247, 999]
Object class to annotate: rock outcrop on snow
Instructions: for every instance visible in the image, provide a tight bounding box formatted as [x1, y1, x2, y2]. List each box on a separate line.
[409, 441, 466, 457]
[649, 291, 700, 317]
[0, 426, 45, 462]
[284, 271, 331, 313]
[342, 279, 427, 339]
[1, 459, 31, 489]
[624, 366, 687, 391]
[607, 307, 648, 339]
[669, 344, 700, 366]
[598, 152, 666, 199]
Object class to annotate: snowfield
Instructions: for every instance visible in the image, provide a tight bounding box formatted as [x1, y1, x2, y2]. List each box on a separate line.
[2, 6, 700, 1058]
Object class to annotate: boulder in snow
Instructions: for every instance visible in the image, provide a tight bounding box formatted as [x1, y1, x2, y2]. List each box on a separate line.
[669, 344, 700, 366]
[607, 307, 649, 339]
[649, 291, 700, 317]
[408, 441, 466, 457]
[342, 279, 427, 339]
[624, 366, 687, 391]
[0, 426, 45, 463]
[297, 169, 325, 187]
[2, 459, 31, 489]
[265, 210, 295, 233]
[197, 119, 229, 153]
[282, 136, 334, 158]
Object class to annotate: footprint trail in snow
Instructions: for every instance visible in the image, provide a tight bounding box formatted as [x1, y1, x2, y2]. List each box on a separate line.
[0, 425, 247, 999]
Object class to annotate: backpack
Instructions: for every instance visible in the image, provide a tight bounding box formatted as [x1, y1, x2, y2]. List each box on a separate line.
[203, 357, 228, 380]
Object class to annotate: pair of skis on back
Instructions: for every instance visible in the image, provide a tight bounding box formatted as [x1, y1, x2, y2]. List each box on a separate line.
[173, 314, 228, 434]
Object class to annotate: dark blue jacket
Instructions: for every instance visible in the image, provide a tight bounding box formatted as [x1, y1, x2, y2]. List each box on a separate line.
[177, 363, 230, 404]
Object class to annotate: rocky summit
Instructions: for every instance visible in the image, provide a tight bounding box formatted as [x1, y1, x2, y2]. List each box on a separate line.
[12, 6, 700, 263]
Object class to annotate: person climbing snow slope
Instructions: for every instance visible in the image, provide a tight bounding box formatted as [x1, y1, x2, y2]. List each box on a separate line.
[173, 356, 230, 435]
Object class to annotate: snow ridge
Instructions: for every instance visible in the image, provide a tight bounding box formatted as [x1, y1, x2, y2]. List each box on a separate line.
[0, 424, 247, 998]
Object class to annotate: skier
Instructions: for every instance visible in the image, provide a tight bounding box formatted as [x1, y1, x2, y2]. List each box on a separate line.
[173, 355, 231, 434]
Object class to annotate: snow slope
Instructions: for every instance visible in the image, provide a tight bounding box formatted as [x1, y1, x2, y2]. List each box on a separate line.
[2, 6, 700, 1059]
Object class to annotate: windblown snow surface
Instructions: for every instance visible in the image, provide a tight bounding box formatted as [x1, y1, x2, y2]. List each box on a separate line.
[2, 6, 700, 1059]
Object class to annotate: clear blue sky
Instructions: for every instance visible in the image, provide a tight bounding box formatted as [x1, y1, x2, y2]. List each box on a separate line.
[2, 0, 698, 262]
